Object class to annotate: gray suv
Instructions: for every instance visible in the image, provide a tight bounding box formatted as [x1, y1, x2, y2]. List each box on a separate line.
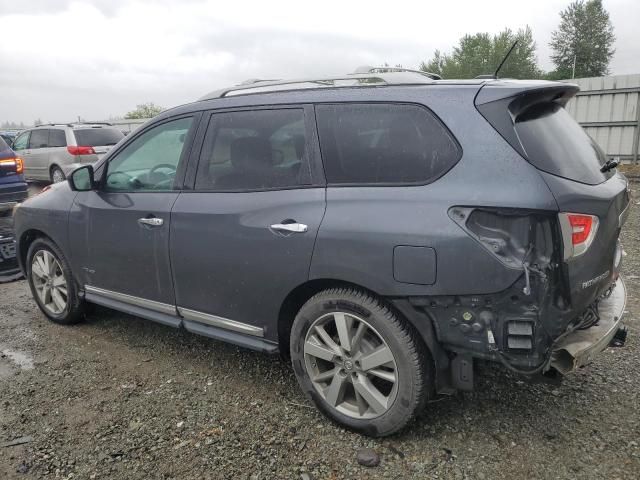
[12, 124, 124, 183]
[13, 70, 629, 436]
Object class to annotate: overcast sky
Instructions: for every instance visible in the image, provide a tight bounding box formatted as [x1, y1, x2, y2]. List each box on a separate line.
[1, 0, 638, 124]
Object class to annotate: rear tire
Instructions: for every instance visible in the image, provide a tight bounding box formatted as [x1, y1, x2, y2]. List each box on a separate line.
[50, 166, 65, 184]
[290, 288, 432, 437]
[26, 237, 85, 325]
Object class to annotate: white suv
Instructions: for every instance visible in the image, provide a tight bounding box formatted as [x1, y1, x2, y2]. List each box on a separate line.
[12, 124, 125, 183]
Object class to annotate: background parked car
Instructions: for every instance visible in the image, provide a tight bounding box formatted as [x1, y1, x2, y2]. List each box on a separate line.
[0, 135, 26, 281]
[0, 131, 18, 147]
[11, 123, 125, 183]
[0, 135, 28, 215]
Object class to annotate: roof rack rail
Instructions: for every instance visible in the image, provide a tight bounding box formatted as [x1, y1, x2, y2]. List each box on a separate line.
[353, 65, 442, 80]
[199, 68, 439, 101]
[35, 122, 114, 128]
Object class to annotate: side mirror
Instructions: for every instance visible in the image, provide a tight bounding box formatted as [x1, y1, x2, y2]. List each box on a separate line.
[68, 165, 95, 191]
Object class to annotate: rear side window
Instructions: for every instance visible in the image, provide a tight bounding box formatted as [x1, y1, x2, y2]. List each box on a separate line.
[316, 103, 461, 185]
[74, 128, 124, 147]
[49, 130, 67, 148]
[29, 129, 49, 149]
[515, 103, 611, 185]
[195, 109, 311, 191]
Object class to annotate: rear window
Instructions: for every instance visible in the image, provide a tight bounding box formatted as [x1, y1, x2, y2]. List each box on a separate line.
[316, 103, 461, 185]
[0, 136, 12, 158]
[74, 128, 124, 147]
[515, 103, 612, 185]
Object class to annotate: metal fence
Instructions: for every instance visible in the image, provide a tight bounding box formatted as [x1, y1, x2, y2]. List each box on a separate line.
[564, 74, 640, 164]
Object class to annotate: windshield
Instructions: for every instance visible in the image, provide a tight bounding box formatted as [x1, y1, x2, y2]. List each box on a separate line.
[74, 128, 124, 147]
[515, 103, 612, 185]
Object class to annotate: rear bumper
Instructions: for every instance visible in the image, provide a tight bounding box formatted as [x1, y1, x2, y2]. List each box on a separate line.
[0, 231, 21, 281]
[0, 183, 28, 211]
[550, 277, 626, 374]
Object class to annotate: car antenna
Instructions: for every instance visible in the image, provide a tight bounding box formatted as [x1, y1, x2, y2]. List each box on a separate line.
[475, 40, 519, 80]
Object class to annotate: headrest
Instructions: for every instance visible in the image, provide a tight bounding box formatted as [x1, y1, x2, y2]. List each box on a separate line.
[230, 137, 272, 171]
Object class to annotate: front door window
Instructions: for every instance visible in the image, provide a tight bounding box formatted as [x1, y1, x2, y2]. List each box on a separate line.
[105, 117, 193, 191]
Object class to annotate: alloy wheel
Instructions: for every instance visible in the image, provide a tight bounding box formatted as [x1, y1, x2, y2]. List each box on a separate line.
[52, 168, 65, 183]
[303, 311, 398, 419]
[31, 250, 68, 315]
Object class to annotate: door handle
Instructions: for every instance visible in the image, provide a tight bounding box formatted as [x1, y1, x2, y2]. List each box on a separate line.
[138, 217, 164, 227]
[270, 222, 308, 234]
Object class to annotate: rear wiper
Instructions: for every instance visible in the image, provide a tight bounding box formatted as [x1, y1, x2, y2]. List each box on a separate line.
[601, 158, 619, 173]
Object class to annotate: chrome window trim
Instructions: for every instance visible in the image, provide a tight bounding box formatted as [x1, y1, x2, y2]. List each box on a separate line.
[84, 285, 177, 315]
[178, 307, 264, 337]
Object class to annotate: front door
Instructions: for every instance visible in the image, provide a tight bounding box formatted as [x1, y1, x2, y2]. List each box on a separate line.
[69, 115, 198, 310]
[170, 107, 326, 340]
[11, 131, 35, 179]
[25, 129, 51, 180]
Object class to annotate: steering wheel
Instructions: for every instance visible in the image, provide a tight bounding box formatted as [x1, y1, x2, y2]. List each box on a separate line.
[106, 170, 135, 187]
[149, 163, 177, 177]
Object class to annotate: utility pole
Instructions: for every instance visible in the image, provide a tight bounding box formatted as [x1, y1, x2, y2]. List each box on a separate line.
[571, 54, 577, 79]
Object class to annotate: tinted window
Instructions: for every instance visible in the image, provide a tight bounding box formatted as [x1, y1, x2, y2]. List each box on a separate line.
[29, 129, 49, 149]
[316, 104, 460, 184]
[195, 109, 311, 191]
[105, 117, 193, 191]
[12, 132, 29, 151]
[49, 129, 67, 148]
[74, 128, 124, 147]
[515, 103, 611, 185]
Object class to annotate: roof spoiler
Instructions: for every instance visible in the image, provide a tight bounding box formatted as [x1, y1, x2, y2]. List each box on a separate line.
[475, 82, 580, 158]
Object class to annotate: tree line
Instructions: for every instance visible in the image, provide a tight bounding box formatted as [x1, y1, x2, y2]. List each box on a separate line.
[419, 0, 615, 80]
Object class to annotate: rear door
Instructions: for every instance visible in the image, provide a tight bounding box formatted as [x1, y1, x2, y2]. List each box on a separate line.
[170, 106, 326, 340]
[69, 115, 199, 314]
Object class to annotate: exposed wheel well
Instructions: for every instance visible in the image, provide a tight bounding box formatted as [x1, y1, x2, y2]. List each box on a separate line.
[277, 279, 425, 358]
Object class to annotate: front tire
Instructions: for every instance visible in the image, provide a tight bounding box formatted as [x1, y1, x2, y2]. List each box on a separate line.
[26, 237, 85, 324]
[290, 288, 432, 437]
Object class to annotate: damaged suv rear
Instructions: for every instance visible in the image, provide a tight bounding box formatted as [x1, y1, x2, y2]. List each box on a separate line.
[14, 71, 629, 437]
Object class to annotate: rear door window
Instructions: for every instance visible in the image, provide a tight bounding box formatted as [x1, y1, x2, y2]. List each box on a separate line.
[515, 103, 611, 185]
[29, 130, 49, 149]
[74, 128, 124, 147]
[195, 108, 311, 191]
[49, 129, 67, 148]
[315, 103, 461, 185]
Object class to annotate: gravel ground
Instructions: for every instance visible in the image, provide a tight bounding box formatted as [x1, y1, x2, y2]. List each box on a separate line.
[0, 184, 639, 480]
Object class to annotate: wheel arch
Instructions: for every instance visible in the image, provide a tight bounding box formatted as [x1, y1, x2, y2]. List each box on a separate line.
[49, 163, 65, 182]
[18, 229, 52, 274]
[277, 278, 434, 358]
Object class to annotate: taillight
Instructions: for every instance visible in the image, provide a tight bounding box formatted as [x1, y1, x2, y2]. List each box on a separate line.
[67, 146, 96, 156]
[0, 157, 23, 174]
[558, 212, 599, 260]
